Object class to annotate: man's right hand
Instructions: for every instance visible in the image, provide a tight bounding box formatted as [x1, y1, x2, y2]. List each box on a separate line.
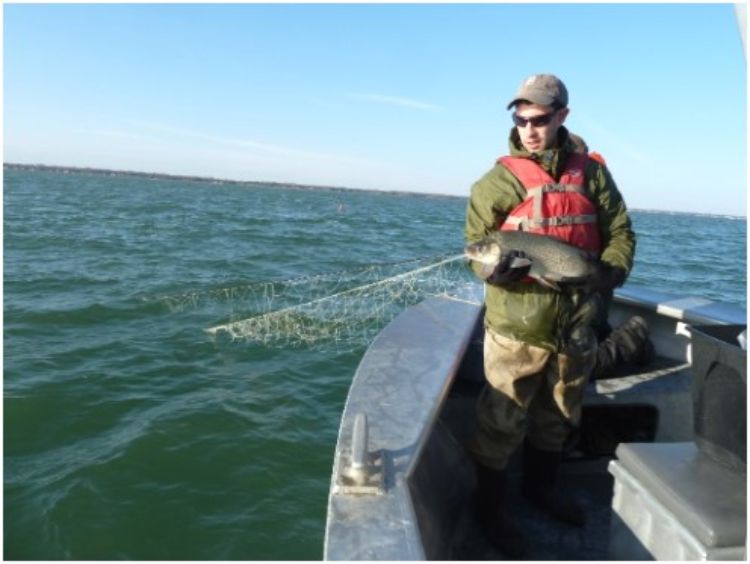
[483, 250, 531, 286]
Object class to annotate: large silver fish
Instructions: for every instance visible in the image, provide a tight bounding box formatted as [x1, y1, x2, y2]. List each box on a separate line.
[465, 231, 597, 291]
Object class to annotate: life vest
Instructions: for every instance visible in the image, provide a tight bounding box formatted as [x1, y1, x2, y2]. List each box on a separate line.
[588, 151, 607, 166]
[496, 152, 602, 255]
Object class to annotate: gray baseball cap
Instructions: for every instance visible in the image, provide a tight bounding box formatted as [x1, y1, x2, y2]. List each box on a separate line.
[507, 74, 568, 110]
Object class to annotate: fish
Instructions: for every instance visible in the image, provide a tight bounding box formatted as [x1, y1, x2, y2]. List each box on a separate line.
[465, 231, 597, 291]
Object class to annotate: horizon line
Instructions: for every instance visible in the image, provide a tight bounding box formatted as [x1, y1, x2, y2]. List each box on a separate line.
[4, 162, 746, 219]
[2, 161, 464, 201]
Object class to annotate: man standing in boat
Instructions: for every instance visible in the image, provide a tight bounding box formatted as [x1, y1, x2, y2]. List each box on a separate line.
[464, 73, 636, 557]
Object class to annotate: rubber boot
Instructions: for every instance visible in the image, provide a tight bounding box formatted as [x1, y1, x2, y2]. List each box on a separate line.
[521, 443, 586, 527]
[592, 315, 655, 380]
[475, 461, 526, 558]
[618, 316, 655, 364]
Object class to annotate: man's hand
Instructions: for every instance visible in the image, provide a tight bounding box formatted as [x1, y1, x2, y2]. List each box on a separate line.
[587, 261, 627, 291]
[483, 250, 531, 286]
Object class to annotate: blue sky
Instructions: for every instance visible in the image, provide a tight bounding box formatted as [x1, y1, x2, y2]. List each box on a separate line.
[3, 3, 747, 215]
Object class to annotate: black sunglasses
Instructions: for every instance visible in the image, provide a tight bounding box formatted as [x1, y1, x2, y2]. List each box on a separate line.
[512, 111, 558, 128]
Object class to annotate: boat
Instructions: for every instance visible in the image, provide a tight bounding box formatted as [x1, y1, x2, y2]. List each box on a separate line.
[323, 282, 747, 560]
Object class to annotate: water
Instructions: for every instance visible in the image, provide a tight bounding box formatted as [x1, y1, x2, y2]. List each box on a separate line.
[3, 167, 746, 559]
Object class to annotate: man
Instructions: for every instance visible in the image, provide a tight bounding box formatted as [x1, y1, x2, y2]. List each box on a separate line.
[464, 74, 636, 557]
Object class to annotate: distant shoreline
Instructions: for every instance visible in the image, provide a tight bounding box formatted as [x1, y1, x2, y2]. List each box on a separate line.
[3, 162, 464, 201]
[4, 162, 746, 218]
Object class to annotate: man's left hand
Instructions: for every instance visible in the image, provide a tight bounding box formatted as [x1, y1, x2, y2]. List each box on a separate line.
[587, 261, 626, 291]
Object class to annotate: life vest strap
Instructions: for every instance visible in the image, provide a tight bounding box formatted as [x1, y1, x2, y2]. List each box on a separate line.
[504, 214, 598, 230]
[526, 183, 587, 226]
[526, 183, 586, 196]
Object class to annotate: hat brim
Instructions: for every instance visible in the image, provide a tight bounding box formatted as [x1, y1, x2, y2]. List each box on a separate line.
[506, 92, 559, 110]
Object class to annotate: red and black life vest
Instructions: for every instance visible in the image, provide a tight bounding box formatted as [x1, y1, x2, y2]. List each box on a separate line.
[496, 152, 602, 255]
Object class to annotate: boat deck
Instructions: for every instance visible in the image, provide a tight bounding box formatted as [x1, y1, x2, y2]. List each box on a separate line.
[435, 355, 690, 560]
[449, 457, 616, 560]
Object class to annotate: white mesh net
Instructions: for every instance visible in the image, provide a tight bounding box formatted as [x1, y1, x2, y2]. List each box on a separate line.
[201, 254, 476, 350]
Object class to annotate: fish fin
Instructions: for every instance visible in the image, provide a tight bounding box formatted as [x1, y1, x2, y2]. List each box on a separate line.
[537, 276, 562, 292]
[508, 257, 532, 269]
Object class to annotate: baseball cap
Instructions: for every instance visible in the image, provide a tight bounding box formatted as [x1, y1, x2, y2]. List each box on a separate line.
[507, 74, 568, 110]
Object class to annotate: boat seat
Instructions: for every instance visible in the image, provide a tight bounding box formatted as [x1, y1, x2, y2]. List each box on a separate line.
[608, 441, 747, 560]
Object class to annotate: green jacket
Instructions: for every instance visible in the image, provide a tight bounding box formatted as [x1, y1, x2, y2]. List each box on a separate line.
[464, 126, 636, 351]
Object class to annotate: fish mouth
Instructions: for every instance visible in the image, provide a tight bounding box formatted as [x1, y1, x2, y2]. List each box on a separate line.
[464, 242, 499, 264]
[464, 242, 482, 257]
[465, 254, 491, 264]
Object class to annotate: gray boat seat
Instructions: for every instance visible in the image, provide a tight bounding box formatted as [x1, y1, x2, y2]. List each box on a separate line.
[608, 442, 747, 560]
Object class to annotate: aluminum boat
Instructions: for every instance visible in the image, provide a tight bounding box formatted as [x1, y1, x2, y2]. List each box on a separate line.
[324, 283, 747, 560]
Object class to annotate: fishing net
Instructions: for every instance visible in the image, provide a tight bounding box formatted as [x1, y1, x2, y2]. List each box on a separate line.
[200, 254, 478, 350]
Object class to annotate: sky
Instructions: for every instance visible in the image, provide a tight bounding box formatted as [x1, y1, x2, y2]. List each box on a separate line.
[3, 2, 747, 216]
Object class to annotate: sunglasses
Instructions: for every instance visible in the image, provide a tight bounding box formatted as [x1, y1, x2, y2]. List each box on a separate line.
[512, 111, 558, 128]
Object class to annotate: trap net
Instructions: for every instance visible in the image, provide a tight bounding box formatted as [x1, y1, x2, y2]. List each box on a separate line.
[202, 254, 478, 350]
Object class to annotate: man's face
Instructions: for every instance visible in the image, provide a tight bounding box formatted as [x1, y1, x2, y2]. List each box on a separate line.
[513, 102, 569, 153]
